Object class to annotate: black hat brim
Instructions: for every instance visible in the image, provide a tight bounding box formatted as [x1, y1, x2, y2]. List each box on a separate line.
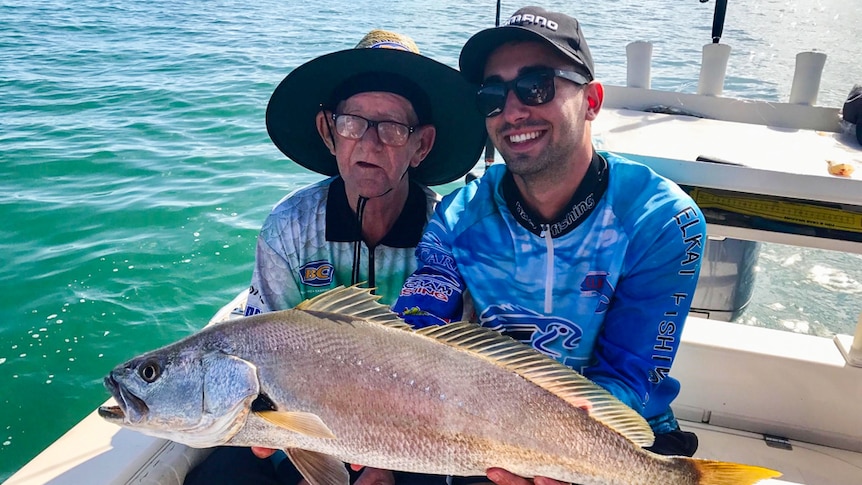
[266, 48, 486, 186]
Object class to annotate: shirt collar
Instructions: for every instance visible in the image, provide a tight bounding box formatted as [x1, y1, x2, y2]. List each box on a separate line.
[503, 151, 609, 237]
[325, 176, 429, 247]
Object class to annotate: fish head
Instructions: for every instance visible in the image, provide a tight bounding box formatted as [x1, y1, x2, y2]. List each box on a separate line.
[98, 343, 260, 448]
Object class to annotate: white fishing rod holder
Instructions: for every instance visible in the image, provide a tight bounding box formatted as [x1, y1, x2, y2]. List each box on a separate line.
[625, 41, 653, 89]
[623, 42, 827, 105]
[698, 43, 731, 96]
[789, 51, 827, 105]
[624, 41, 732, 96]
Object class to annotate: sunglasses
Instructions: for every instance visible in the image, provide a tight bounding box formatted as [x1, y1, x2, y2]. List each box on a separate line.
[476, 69, 590, 118]
[331, 113, 417, 147]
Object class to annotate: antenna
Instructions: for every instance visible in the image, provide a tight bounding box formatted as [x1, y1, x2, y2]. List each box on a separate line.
[482, 0, 502, 172]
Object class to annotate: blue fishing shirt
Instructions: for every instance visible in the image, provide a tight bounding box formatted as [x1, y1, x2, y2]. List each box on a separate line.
[393, 152, 706, 433]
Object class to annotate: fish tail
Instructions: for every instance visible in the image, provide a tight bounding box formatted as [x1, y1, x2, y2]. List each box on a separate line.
[686, 458, 782, 485]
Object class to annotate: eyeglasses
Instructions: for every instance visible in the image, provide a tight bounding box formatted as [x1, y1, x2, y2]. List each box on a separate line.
[476, 69, 589, 118]
[331, 113, 417, 147]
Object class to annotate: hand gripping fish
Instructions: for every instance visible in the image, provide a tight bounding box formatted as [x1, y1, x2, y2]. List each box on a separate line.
[99, 286, 781, 485]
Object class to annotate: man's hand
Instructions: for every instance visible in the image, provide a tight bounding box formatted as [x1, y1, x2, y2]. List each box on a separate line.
[487, 468, 570, 485]
[352, 467, 395, 485]
[251, 447, 278, 459]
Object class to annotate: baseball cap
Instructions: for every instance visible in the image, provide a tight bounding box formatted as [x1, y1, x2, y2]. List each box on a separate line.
[459, 6, 595, 84]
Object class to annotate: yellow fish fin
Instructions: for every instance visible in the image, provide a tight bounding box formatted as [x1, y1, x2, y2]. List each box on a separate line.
[285, 448, 350, 485]
[255, 410, 337, 439]
[295, 285, 410, 329]
[416, 322, 655, 447]
[686, 458, 782, 484]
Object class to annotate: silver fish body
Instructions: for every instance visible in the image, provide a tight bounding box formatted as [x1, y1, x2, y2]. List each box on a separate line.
[100, 286, 780, 485]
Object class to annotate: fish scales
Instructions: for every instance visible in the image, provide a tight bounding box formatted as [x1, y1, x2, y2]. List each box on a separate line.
[99, 286, 781, 485]
[196, 310, 676, 484]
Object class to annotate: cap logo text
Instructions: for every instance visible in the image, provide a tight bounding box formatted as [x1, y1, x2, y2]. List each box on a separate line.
[505, 14, 559, 31]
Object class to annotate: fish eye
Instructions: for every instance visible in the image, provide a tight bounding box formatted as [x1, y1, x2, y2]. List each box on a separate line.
[139, 360, 161, 383]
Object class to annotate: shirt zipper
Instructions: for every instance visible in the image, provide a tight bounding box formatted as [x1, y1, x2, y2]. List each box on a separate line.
[540, 224, 554, 313]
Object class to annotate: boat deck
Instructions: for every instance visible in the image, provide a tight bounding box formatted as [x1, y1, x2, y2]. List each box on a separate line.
[593, 104, 861, 202]
[597, 87, 860, 191]
[598, 86, 859, 171]
[688, 421, 862, 485]
[593, 100, 862, 260]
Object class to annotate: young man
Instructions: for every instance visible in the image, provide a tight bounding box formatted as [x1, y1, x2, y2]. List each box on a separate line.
[394, 7, 706, 485]
[184, 30, 485, 485]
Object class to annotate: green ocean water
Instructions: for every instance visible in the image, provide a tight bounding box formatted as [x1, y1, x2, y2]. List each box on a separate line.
[1, 0, 860, 480]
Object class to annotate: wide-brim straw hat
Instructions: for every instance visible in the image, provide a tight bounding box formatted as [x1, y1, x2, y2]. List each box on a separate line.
[266, 30, 487, 186]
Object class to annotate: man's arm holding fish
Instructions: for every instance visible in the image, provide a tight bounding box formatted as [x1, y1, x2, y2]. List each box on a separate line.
[583, 202, 705, 435]
[394, 213, 467, 327]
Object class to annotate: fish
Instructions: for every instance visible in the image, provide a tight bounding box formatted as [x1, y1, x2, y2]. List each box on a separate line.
[98, 285, 781, 485]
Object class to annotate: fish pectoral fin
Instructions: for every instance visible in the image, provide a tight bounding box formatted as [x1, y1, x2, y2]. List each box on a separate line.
[255, 410, 337, 439]
[285, 448, 350, 485]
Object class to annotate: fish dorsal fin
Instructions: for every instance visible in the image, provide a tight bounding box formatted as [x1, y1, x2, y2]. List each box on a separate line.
[295, 285, 410, 329]
[416, 322, 655, 447]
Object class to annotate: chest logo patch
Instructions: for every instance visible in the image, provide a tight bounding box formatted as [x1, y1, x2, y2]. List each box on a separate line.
[299, 260, 334, 287]
[580, 271, 614, 313]
[480, 304, 584, 368]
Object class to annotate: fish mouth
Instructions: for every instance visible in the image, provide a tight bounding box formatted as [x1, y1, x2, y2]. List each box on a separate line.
[97, 404, 124, 421]
[98, 374, 149, 424]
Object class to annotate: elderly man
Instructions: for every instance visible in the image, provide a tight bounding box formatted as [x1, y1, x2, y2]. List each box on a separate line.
[185, 29, 485, 485]
[248, 29, 486, 313]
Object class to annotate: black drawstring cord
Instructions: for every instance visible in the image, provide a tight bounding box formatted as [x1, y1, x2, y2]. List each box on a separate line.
[325, 101, 407, 292]
[352, 195, 369, 286]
